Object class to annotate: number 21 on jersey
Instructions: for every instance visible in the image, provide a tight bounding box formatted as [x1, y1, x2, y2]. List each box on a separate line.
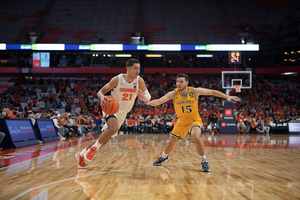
[122, 93, 132, 101]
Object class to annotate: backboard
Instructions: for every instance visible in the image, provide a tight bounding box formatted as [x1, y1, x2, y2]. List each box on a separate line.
[221, 71, 252, 89]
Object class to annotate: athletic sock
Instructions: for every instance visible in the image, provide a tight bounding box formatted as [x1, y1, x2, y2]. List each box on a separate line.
[80, 149, 87, 157]
[161, 152, 168, 158]
[92, 140, 102, 150]
[200, 155, 207, 163]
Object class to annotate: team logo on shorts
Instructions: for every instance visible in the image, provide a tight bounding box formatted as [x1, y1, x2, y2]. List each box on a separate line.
[189, 92, 194, 97]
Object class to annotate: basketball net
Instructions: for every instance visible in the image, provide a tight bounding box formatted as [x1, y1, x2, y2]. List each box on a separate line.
[234, 85, 242, 93]
[226, 85, 241, 95]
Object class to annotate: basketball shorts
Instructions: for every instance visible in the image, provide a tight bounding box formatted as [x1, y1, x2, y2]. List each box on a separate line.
[102, 111, 126, 137]
[171, 118, 202, 139]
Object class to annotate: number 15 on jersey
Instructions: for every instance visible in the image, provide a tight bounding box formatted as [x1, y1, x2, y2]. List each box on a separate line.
[181, 105, 192, 113]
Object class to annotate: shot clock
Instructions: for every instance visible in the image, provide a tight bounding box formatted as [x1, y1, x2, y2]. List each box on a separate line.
[228, 51, 241, 64]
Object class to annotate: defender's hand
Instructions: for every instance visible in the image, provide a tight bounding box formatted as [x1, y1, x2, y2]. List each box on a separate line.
[137, 89, 149, 103]
[227, 96, 240, 102]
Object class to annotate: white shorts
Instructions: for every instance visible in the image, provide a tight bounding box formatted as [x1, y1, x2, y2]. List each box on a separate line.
[101, 111, 126, 137]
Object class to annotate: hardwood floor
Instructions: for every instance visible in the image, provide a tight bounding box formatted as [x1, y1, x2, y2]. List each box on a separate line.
[0, 133, 300, 200]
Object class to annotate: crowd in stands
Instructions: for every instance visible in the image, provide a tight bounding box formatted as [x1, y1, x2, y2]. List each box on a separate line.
[0, 73, 300, 139]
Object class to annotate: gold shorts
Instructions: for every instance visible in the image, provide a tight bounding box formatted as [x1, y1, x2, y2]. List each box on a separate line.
[171, 118, 202, 139]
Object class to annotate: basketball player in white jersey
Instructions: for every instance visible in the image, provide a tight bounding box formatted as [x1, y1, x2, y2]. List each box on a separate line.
[75, 58, 151, 168]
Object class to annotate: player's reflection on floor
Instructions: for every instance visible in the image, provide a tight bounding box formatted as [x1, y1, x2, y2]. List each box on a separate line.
[221, 164, 254, 199]
[155, 166, 181, 198]
[75, 169, 99, 200]
[155, 165, 211, 198]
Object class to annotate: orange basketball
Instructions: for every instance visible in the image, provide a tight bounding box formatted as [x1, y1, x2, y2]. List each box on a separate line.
[102, 96, 119, 115]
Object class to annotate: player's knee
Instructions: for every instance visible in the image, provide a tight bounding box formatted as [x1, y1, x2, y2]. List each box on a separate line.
[191, 130, 201, 140]
[108, 125, 119, 135]
[191, 132, 199, 141]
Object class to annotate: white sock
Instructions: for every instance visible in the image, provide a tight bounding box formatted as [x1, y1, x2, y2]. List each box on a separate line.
[92, 141, 102, 150]
[200, 155, 207, 163]
[162, 152, 168, 158]
[80, 149, 87, 157]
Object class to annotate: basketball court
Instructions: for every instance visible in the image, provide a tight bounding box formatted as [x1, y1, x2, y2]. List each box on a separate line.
[1, 133, 300, 199]
[1, 71, 300, 200]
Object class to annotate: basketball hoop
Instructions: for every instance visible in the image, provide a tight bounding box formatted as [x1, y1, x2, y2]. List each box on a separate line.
[234, 85, 242, 93]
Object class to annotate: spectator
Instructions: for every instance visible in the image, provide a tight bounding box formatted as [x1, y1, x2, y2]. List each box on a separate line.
[250, 118, 256, 134]
[134, 116, 139, 133]
[63, 113, 75, 137]
[265, 116, 272, 134]
[51, 113, 66, 140]
[7, 109, 16, 118]
[75, 106, 81, 115]
[139, 116, 145, 133]
[256, 116, 264, 127]
[71, 103, 77, 114]
[256, 121, 264, 134]
[68, 114, 78, 136]
[145, 116, 153, 133]
[88, 116, 96, 132]
[244, 116, 251, 134]
[65, 103, 71, 113]
[126, 116, 135, 134]
[290, 117, 297, 122]
[79, 116, 89, 136]
[209, 113, 218, 133]
[164, 115, 172, 133]
[159, 117, 165, 133]
[236, 113, 245, 133]
[153, 118, 161, 133]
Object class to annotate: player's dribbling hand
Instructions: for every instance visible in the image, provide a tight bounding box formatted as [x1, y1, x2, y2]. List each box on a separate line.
[227, 96, 240, 102]
[100, 95, 109, 107]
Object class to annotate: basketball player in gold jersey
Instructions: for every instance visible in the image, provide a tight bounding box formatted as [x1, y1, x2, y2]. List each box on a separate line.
[147, 74, 240, 172]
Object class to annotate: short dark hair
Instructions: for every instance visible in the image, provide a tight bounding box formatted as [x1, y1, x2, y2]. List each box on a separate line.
[126, 58, 140, 67]
[177, 74, 189, 82]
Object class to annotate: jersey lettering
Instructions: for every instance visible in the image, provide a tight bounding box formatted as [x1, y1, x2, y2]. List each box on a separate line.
[119, 88, 137, 93]
[174, 87, 200, 121]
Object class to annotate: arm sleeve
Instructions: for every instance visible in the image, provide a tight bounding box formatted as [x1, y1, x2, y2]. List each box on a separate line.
[144, 89, 151, 100]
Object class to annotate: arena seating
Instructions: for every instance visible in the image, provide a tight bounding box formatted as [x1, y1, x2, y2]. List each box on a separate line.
[0, 0, 48, 43]
[1, 0, 298, 44]
[0, 78, 14, 94]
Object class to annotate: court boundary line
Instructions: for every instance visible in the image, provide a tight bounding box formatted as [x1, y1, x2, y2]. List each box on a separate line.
[10, 155, 300, 200]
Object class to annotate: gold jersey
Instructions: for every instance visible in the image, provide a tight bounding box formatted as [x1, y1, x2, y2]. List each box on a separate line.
[174, 87, 200, 122]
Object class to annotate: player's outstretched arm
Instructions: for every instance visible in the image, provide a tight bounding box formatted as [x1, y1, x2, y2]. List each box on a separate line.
[97, 76, 119, 106]
[146, 91, 174, 107]
[194, 87, 240, 102]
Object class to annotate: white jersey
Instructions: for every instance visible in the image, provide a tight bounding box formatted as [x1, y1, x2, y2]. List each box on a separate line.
[111, 74, 139, 114]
